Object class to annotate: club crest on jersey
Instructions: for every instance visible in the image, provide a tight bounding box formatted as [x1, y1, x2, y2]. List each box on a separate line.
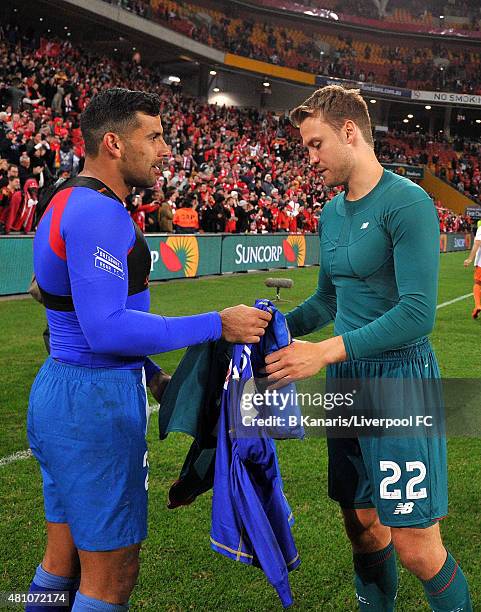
[94, 246, 125, 280]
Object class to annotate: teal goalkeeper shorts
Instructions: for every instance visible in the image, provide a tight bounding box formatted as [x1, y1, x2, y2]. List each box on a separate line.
[326, 337, 448, 528]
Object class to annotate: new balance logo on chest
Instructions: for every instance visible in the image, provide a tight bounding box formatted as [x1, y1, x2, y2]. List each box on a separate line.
[360, 222, 370, 229]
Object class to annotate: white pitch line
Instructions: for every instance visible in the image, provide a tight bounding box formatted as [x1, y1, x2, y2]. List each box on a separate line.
[0, 405, 160, 469]
[0, 449, 33, 467]
[436, 293, 472, 309]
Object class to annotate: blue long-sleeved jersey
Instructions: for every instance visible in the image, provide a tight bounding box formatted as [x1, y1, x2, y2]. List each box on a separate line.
[33, 177, 221, 372]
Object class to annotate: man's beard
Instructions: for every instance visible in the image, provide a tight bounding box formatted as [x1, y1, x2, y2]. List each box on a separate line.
[121, 157, 156, 190]
[119, 145, 157, 189]
[124, 169, 156, 190]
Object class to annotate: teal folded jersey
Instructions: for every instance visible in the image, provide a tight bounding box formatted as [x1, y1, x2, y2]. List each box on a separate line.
[158, 339, 231, 506]
[286, 170, 440, 359]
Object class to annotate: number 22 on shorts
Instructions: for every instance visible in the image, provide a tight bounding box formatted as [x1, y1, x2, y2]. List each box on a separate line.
[379, 460, 427, 500]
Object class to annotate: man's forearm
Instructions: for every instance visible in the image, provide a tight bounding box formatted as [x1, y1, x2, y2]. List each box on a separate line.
[469, 242, 481, 261]
[318, 335, 347, 366]
[465, 240, 481, 264]
[285, 291, 336, 338]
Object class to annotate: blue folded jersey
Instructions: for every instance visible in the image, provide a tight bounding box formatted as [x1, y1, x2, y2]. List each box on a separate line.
[210, 299, 302, 609]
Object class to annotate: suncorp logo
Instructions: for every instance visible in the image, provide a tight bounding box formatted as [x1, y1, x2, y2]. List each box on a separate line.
[235, 244, 283, 265]
[235, 236, 307, 267]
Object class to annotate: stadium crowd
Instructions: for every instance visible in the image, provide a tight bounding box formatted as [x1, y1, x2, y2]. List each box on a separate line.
[0, 26, 336, 235]
[101, 0, 481, 92]
[0, 25, 475, 236]
[376, 130, 481, 203]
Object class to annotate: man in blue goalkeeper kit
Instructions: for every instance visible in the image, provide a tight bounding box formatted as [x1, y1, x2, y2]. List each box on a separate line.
[26, 88, 271, 612]
[264, 86, 472, 612]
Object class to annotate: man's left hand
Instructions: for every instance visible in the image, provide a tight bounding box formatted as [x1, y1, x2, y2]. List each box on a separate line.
[148, 369, 171, 404]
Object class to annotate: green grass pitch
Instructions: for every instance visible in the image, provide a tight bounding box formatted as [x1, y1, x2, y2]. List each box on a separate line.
[0, 251, 479, 610]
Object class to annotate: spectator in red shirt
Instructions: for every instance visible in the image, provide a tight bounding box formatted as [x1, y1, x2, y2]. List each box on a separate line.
[4, 177, 39, 233]
[0, 175, 21, 232]
[129, 193, 160, 233]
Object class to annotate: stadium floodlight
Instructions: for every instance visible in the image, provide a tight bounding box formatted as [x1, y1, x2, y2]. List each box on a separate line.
[64, 26, 68, 29]
[39, 17, 43, 21]
[425, 105, 432, 110]
[370, 99, 376, 104]
[439, 14, 444, 18]
[403, 119, 409, 123]
[476, 120, 481, 124]
[168, 76, 181, 83]
[114, 48, 118, 52]
[416, 124, 421, 128]
[263, 81, 271, 87]
[407, 114, 413, 118]
[213, 87, 220, 93]
[210, 70, 217, 75]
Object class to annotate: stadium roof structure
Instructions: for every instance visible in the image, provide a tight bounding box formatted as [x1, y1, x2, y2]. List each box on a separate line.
[227, 0, 481, 42]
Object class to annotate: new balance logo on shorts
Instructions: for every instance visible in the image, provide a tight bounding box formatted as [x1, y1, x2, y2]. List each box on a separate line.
[356, 593, 371, 605]
[393, 502, 414, 515]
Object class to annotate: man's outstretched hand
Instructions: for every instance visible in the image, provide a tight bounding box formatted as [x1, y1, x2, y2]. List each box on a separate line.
[220, 304, 271, 344]
[148, 369, 171, 404]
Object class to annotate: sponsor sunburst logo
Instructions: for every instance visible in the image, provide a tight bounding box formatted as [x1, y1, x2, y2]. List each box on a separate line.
[160, 236, 199, 277]
[283, 235, 306, 266]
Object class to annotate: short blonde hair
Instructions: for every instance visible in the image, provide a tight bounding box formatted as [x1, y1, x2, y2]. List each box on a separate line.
[290, 85, 374, 148]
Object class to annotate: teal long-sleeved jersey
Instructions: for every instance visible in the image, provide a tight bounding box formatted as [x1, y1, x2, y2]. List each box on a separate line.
[285, 170, 440, 360]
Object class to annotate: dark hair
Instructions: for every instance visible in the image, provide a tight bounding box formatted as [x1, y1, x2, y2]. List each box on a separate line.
[80, 88, 161, 156]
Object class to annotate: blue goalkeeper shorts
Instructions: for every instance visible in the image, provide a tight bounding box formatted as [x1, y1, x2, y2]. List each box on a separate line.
[326, 338, 448, 528]
[27, 357, 149, 551]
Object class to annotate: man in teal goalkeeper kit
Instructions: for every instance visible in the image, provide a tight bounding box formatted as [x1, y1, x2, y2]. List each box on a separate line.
[265, 85, 472, 612]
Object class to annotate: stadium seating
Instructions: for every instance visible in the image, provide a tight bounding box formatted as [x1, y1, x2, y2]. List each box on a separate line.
[100, 0, 481, 93]
[0, 24, 476, 236]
